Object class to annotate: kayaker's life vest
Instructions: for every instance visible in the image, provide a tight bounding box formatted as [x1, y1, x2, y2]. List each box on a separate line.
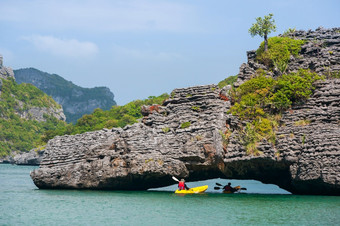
[224, 185, 232, 191]
[178, 181, 185, 190]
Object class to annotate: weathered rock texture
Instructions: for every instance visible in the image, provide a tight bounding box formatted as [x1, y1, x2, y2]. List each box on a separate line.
[223, 79, 340, 195]
[17, 105, 66, 122]
[0, 54, 15, 82]
[31, 85, 228, 189]
[31, 28, 340, 195]
[13, 149, 45, 165]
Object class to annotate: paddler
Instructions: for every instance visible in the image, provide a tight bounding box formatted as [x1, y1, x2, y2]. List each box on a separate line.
[178, 179, 190, 190]
[223, 182, 235, 192]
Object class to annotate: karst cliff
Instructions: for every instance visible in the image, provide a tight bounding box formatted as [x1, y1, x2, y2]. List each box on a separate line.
[31, 27, 340, 195]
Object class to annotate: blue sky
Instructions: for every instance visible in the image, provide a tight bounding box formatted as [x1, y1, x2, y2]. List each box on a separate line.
[1, 0, 339, 104]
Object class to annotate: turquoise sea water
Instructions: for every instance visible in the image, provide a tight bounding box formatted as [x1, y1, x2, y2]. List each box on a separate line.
[1, 165, 339, 225]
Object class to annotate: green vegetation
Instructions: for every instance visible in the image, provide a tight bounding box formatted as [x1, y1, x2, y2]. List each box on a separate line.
[191, 106, 200, 111]
[0, 78, 60, 114]
[294, 119, 311, 126]
[249, 13, 277, 52]
[180, 121, 191, 129]
[282, 28, 296, 37]
[0, 76, 169, 157]
[229, 69, 322, 155]
[302, 134, 306, 145]
[218, 75, 238, 88]
[219, 130, 232, 151]
[256, 37, 305, 71]
[0, 78, 66, 156]
[40, 93, 169, 142]
[0, 74, 169, 157]
[325, 70, 340, 79]
[162, 127, 170, 133]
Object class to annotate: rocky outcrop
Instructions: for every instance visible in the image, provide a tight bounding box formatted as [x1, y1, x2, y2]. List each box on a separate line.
[14, 68, 117, 123]
[31, 85, 228, 189]
[222, 79, 340, 195]
[235, 27, 340, 87]
[31, 28, 340, 195]
[13, 149, 44, 165]
[0, 54, 14, 82]
[30, 81, 340, 195]
[0, 149, 44, 165]
[0, 155, 14, 164]
[18, 105, 66, 122]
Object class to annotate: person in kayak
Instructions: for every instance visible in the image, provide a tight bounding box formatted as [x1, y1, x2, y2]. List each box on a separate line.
[223, 182, 235, 192]
[178, 179, 190, 190]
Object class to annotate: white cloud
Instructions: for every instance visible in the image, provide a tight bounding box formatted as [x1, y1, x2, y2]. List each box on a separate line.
[0, 0, 196, 32]
[22, 35, 98, 58]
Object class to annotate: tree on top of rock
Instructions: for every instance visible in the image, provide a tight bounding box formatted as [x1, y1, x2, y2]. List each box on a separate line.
[249, 13, 277, 52]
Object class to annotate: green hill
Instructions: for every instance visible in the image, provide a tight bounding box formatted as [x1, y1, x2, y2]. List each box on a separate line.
[0, 77, 66, 156]
[14, 68, 117, 124]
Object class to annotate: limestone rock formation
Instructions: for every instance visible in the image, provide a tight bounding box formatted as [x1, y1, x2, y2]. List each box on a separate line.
[223, 79, 340, 195]
[18, 105, 66, 122]
[31, 28, 340, 195]
[0, 54, 15, 81]
[13, 149, 44, 165]
[31, 85, 228, 189]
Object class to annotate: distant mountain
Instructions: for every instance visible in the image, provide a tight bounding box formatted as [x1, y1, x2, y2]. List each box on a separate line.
[14, 68, 117, 123]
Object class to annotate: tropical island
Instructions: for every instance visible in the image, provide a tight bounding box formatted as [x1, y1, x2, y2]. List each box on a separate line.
[0, 13, 339, 195]
[28, 22, 340, 195]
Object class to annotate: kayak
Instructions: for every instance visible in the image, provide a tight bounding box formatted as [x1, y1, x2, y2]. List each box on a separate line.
[223, 185, 241, 194]
[175, 185, 208, 194]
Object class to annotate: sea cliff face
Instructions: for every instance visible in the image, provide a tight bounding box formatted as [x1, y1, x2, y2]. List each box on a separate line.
[31, 28, 340, 195]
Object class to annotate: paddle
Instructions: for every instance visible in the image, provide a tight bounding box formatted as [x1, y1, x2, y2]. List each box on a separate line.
[172, 176, 179, 182]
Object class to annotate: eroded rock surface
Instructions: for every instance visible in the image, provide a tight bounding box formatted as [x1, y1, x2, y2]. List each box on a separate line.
[31, 81, 340, 195]
[0, 54, 15, 82]
[31, 85, 228, 190]
[13, 149, 45, 165]
[223, 79, 340, 195]
[31, 28, 340, 195]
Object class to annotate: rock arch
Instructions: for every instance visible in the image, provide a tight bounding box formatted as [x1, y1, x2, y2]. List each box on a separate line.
[31, 83, 340, 195]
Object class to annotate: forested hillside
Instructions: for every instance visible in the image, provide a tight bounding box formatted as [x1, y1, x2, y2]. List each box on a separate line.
[0, 77, 66, 156]
[14, 68, 117, 123]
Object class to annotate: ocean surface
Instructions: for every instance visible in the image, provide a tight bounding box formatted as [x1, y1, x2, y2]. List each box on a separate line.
[1, 164, 339, 225]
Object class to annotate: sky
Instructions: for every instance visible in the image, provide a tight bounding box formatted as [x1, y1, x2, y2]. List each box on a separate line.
[0, 0, 339, 105]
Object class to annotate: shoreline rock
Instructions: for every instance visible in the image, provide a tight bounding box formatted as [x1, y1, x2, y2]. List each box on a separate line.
[0, 149, 44, 166]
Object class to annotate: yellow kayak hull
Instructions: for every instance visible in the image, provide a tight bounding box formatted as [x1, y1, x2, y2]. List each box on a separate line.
[175, 185, 208, 194]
